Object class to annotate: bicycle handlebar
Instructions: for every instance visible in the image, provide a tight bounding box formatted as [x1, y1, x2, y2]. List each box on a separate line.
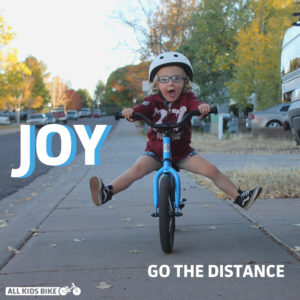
[115, 105, 218, 130]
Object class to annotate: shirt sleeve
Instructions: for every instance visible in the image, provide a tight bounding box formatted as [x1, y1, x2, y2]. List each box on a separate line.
[187, 92, 205, 111]
[133, 96, 154, 118]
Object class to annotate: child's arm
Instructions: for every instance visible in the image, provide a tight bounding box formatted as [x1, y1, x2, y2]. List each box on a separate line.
[187, 92, 210, 117]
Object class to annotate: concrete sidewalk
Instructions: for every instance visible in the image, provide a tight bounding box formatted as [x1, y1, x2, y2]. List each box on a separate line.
[0, 120, 300, 300]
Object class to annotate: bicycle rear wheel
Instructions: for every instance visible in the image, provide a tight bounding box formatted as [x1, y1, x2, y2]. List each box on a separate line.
[159, 175, 175, 253]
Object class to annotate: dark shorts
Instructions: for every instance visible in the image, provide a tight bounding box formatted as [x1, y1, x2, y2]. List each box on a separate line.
[144, 150, 198, 170]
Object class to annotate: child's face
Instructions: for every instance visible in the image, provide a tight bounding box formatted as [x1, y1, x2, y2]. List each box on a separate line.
[157, 66, 186, 103]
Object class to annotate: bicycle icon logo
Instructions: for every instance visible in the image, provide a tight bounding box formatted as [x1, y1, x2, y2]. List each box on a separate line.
[59, 283, 81, 296]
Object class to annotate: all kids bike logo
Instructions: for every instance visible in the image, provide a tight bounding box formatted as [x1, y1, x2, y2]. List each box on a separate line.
[11, 124, 111, 178]
[5, 283, 81, 296]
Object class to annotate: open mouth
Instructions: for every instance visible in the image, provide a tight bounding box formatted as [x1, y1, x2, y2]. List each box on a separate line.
[167, 88, 176, 98]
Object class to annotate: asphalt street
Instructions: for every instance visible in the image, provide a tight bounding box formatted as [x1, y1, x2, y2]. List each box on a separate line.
[0, 119, 299, 300]
[0, 116, 118, 200]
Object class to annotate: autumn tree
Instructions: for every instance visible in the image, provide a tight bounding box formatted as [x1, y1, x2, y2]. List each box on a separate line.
[0, 49, 31, 113]
[46, 76, 69, 108]
[0, 14, 30, 111]
[22, 56, 50, 110]
[227, 0, 298, 110]
[117, 0, 197, 59]
[104, 61, 149, 112]
[64, 88, 82, 110]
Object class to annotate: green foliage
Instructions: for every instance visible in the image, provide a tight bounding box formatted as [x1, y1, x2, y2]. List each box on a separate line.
[76, 88, 92, 108]
[179, 0, 250, 104]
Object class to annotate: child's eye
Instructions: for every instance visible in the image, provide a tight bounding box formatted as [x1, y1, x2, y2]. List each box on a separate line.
[158, 75, 185, 83]
[158, 76, 169, 83]
[172, 75, 185, 82]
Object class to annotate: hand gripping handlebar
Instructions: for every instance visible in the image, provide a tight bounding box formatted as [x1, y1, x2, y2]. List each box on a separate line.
[115, 105, 218, 130]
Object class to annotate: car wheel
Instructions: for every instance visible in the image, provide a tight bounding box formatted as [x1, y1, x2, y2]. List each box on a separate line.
[267, 121, 281, 128]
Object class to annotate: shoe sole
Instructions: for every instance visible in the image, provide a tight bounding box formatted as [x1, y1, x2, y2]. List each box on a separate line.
[89, 176, 103, 206]
[244, 187, 262, 210]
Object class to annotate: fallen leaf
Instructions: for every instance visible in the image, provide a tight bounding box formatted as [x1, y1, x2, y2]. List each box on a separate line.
[8, 246, 20, 254]
[250, 225, 262, 229]
[5, 210, 14, 217]
[122, 218, 131, 222]
[96, 282, 112, 290]
[130, 249, 138, 254]
[291, 246, 300, 252]
[25, 197, 32, 201]
[73, 238, 85, 242]
[31, 192, 38, 197]
[204, 205, 213, 208]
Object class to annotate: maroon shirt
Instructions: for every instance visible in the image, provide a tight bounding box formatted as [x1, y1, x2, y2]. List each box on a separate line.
[133, 92, 204, 162]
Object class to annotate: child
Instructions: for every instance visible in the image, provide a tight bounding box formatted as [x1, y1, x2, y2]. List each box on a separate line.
[89, 52, 262, 210]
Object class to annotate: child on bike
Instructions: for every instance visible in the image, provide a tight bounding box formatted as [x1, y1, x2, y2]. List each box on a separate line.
[89, 52, 262, 210]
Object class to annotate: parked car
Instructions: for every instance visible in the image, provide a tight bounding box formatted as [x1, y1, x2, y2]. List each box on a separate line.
[0, 114, 10, 125]
[67, 110, 79, 121]
[92, 109, 101, 118]
[45, 113, 56, 124]
[26, 113, 48, 127]
[0, 110, 16, 121]
[248, 103, 290, 129]
[79, 107, 92, 118]
[288, 99, 300, 145]
[51, 107, 67, 124]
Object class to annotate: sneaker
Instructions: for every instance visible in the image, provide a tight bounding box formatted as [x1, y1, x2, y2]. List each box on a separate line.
[89, 176, 112, 206]
[234, 187, 262, 210]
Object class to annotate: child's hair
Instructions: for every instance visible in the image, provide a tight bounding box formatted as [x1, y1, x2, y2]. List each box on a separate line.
[147, 73, 195, 96]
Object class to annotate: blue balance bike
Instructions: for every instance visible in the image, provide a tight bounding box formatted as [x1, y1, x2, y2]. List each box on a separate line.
[115, 106, 218, 253]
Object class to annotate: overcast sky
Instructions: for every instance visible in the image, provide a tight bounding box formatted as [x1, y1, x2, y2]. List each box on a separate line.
[0, 0, 141, 96]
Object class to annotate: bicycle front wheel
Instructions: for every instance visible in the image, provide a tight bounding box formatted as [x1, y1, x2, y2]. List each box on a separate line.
[159, 175, 175, 253]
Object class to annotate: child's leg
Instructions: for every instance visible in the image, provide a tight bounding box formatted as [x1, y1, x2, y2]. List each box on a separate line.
[90, 155, 161, 206]
[178, 155, 239, 199]
[110, 155, 161, 195]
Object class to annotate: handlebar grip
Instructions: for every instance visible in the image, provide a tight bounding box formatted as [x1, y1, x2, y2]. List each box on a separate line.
[210, 105, 218, 115]
[115, 112, 124, 120]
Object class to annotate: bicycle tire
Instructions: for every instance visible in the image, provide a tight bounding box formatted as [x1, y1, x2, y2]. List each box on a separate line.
[159, 175, 175, 253]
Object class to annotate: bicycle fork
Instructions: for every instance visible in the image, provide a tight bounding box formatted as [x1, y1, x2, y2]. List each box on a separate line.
[152, 136, 183, 217]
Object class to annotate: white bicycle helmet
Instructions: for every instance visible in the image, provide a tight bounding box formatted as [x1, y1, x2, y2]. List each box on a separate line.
[149, 52, 193, 82]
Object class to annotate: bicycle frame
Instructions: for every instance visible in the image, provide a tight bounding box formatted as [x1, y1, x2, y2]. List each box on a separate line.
[115, 106, 218, 218]
[153, 134, 181, 217]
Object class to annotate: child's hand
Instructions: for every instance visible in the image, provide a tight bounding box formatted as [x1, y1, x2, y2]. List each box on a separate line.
[198, 104, 210, 117]
[122, 108, 135, 122]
